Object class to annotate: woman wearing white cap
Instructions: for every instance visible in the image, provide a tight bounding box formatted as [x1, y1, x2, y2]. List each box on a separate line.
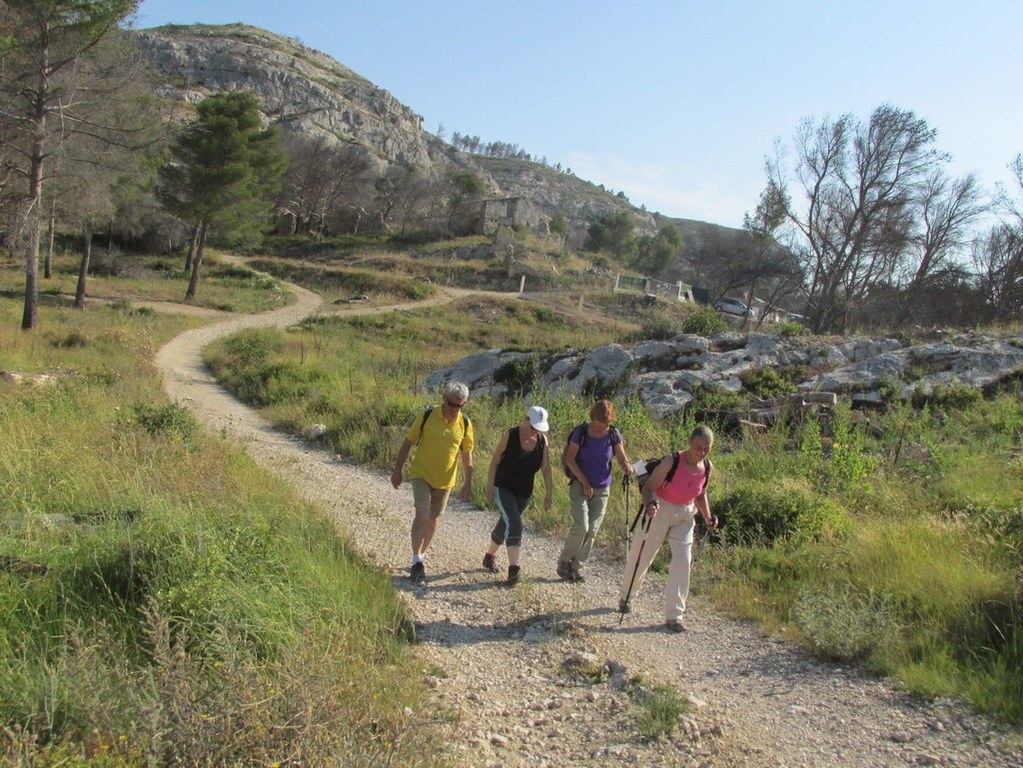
[482, 405, 554, 585]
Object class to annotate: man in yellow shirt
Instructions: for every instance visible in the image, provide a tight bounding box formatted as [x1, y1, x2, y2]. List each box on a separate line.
[391, 381, 475, 584]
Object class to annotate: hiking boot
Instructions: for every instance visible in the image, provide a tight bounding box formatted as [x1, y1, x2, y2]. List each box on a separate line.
[505, 565, 521, 586]
[556, 560, 573, 579]
[665, 618, 685, 633]
[618, 599, 631, 614]
[569, 561, 585, 583]
[482, 552, 499, 573]
[408, 561, 426, 585]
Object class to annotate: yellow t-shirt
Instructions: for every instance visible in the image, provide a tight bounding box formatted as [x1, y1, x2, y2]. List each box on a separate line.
[406, 406, 474, 490]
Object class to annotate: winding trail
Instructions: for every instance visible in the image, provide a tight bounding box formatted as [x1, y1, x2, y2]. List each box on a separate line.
[154, 277, 1022, 767]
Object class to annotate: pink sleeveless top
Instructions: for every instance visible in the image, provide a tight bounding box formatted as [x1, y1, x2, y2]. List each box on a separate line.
[654, 454, 708, 506]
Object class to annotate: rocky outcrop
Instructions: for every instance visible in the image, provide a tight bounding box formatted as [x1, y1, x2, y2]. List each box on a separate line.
[135, 24, 442, 172]
[423, 332, 1023, 418]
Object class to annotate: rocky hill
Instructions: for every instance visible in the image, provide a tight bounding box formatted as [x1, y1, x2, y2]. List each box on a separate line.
[133, 23, 736, 249]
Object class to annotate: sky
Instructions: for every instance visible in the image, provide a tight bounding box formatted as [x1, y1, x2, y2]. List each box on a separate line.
[133, 0, 1023, 229]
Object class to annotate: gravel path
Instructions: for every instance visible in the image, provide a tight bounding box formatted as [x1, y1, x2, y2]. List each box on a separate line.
[154, 282, 1022, 768]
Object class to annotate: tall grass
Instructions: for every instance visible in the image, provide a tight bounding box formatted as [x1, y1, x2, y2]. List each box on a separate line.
[0, 296, 449, 765]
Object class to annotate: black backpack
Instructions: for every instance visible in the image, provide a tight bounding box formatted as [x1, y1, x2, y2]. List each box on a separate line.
[561, 422, 621, 479]
[636, 452, 711, 494]
[414, 405, 470, 445]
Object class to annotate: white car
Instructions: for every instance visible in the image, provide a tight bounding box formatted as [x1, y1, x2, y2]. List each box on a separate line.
[713, 297, 754, 317]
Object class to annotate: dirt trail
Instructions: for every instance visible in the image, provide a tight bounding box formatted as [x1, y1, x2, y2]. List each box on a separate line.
[154, 277, 1022, 767]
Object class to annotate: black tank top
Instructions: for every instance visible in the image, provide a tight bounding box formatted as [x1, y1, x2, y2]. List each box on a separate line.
[494, 426, 545, 498]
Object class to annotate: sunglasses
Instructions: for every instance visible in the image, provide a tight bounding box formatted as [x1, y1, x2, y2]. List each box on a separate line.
[445, 398, 466, 409]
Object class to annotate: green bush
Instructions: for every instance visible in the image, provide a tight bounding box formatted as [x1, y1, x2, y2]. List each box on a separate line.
[132, 402, 198, 444]
[777, 320, 804, 337]
[262, 362, 330, 407]
[911, 382, 983, 411]
[681, 307, 729, 336]
[740, 368, 793, 399]
[632, 682, 689, 740]
[716, 479, 851, 545]
[494, 354, 542, 395]
[220, 327, 285, 369]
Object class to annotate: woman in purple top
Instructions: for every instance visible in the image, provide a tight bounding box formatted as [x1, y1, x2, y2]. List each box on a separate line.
[557, 399, 633, 582]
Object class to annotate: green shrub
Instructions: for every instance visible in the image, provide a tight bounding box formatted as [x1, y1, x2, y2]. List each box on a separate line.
[911, 382, 983, 411]
[740, 368, 793, 399]
[687, 382, 745, 415]
[493, 354, 542, 395]
[902, 351, 934, 382]
[221, 327, 285, 369]
[132, 402, 198, 444]
[681, 307, 728, 336]
[777, 320, 804, 337]
[54, 329, 90, 348]
[262, 362, 329, 407]
[716, 479, 851, 545]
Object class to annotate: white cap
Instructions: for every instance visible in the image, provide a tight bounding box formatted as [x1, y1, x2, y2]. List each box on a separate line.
[527, 405, 550, 432]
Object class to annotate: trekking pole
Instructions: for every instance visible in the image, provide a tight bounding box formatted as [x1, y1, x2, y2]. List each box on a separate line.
[622, 473, 632, 556]
[691, 515, 719, 570]
[619, 503, 653, 626]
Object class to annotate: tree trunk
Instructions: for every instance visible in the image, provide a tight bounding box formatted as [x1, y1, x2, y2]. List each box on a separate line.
[22, 67, 48, 330]
[184, 222, 199, 273]
[45, 197, 55, 279]
[185, 220, 209, 301]
[74, 225, 92, 310]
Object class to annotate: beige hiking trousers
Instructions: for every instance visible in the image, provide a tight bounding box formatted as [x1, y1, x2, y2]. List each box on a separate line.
[618, 499, 696, 622]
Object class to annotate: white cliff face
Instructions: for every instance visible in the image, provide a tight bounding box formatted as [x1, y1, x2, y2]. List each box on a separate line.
[135, 24, 443, 173]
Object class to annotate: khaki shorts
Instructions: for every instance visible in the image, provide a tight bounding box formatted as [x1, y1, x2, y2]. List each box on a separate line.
[412, 478, 452, 518]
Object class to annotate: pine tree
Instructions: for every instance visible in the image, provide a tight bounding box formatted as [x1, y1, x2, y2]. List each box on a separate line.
[157, 91, 285, 300]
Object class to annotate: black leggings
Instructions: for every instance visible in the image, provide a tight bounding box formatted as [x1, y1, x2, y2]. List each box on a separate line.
[490, 487, 529, 547]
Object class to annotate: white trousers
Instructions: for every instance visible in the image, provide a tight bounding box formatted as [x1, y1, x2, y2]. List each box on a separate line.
[618, 500, 696, 622]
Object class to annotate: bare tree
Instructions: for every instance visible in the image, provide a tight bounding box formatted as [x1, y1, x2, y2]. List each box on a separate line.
[767, 105, 945, 332]
[373, 165, 436, 238]
[275, 133, 372, 237]
[973, 155, 1023, 321]
[893, 170, 987, 324]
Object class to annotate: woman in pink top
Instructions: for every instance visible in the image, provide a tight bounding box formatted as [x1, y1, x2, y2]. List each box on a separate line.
[618, 425, 716, 632]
